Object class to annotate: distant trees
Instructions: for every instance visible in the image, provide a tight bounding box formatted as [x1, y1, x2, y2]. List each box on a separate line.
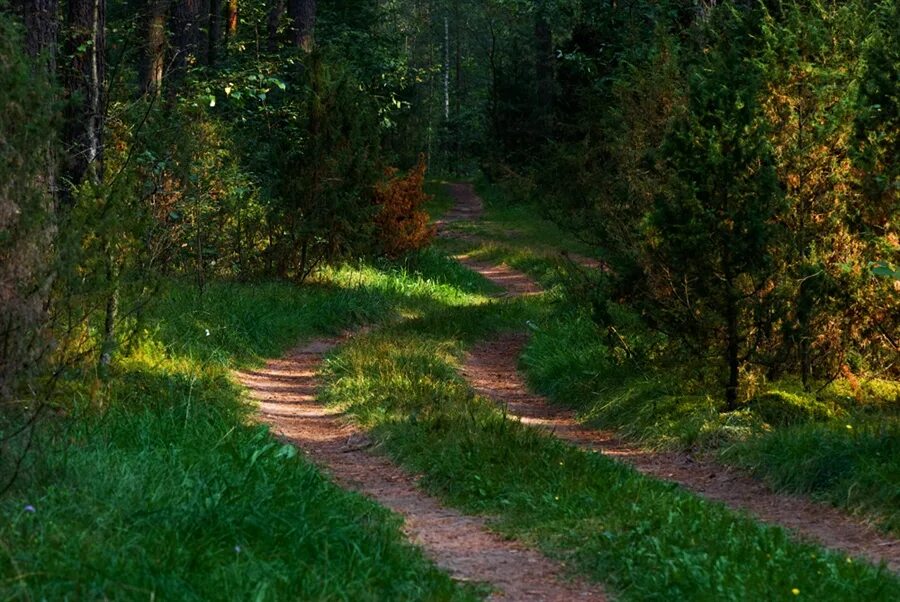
[2, 0, 892, 410]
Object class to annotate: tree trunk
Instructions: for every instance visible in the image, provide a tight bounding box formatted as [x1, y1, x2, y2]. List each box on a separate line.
[725, 292, 740, 411]
[170, 0, 203, 84]
[3, 0, 58, 399]
[63, 0, 105, 202]
[443, 15, 449, 120]
[139, 0, 168, 96]
[13, 0, 58, 71]
[267, 0, 285, 51]
[65, 0, 115, 369]
[208, 0, 222, 64]
[226, 0, 238, 37]
[287, 0, 315, 51]
[534, 0, 553, 136]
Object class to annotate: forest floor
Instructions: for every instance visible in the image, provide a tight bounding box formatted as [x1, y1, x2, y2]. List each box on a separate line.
[7, 183, 898, 600]
[238, 182, 899, 599]
[236, 336, 604, 600]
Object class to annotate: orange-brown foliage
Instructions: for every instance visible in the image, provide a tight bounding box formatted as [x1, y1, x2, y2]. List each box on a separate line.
[374, 158, 435, 258]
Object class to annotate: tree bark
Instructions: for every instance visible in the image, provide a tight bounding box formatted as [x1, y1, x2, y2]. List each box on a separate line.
[170, 0, 203, 86]
[139, 0, 168, 96]
[12, 0, 58, 71]
[267, 0, 285, 51]
[226, 0, 238, 37]
[287, 0, 315, 51]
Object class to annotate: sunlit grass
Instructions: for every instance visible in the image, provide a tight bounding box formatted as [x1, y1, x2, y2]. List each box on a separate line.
[319, 291, 900, 600]
[0, 257, 489, 601]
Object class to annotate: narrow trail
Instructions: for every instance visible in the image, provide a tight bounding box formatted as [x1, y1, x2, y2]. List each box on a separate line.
[443, 183, 900, 573]
[236, 339, 606, 601]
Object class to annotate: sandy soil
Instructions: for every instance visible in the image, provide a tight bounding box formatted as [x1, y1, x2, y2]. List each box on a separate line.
[235, 338, 606, 601]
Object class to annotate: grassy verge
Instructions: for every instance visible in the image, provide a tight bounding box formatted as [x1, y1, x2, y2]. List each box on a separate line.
[0, 264, 481, 600]
[318, 255, 900, 600]
[447, 178, 900, 537]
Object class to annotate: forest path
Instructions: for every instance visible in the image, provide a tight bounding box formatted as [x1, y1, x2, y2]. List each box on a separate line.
[235, 338, 606, 601]
[443, 183, 900, 573]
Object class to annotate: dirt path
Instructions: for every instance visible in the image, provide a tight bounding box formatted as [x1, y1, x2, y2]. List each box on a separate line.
[236, 338, 606, 601]
[436, 182, 485, 231]
[463, 334, 900, 572]
[442, 184, 900, 573]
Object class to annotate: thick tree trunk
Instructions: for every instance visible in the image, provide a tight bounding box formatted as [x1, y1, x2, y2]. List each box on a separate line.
[170, 0, 203, 83]
[267, 0, 285, 51]
[13, 0, 58, 71]
[139, 0, 168, 96]
[287, 0, 315, 51]
[3, 0, 58, 399]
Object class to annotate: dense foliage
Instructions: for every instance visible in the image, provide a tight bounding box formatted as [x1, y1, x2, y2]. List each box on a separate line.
[467, 0, 899, 406]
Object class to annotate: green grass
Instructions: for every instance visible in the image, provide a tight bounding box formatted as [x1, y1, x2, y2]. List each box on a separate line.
[316, 257, 900, 600]
[5, 174, 897, 599]
[0, 266, 483, 601]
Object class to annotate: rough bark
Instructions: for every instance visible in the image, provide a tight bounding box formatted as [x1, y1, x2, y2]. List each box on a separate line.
[170, 0, 203, 82]
[139, 0, 168, 96]
[1, 5, 57, 399]
[12, 0, 58, 71]
[287, 0, 315, 51]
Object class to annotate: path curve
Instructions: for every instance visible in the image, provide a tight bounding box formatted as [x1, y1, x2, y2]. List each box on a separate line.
[236, 338, 606, 601]
[443, 183, 900, 573]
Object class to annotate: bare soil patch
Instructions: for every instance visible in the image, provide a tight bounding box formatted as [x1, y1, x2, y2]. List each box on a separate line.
[235, 338, 606, 601]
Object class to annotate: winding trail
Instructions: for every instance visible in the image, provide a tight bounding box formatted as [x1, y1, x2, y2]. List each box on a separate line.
[443, 182, 900, 573]
[236, 338, 606, 601]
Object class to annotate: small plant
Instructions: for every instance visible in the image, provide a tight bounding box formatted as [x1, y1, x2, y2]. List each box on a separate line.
[374, 158, 436, 258]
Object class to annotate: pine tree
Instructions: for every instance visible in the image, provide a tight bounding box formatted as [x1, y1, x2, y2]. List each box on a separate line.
[648, 6, 784, 409]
